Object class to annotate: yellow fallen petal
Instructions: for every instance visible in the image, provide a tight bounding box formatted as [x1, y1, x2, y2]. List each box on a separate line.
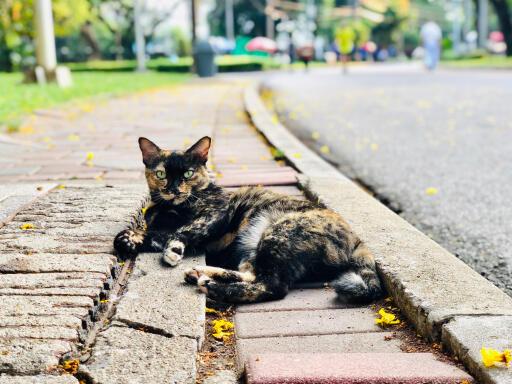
[293, 153, 302, 158]
[312, 132, 319, 140]
[321, 146, 329, 154]
[68, 135, 80, 141]
[42, 137, 51, 143]
[375, 308, 400, 327]
[86, 152, 94, 160]
[426, 187, 437, 195]
[87, 161, 93, 167]
[20, 224, 35, 230]
[288, 112, 298, 120]
[205, 307, 217, 313]
[241, 165, 248, 170]
[95, 177, 102, 181]
[370, 143, 378, 150]
[228, 158, 236, 163]
[59, 185, 66, 189]
[481, 348, 511, 368]
[141, 207, 148, 215]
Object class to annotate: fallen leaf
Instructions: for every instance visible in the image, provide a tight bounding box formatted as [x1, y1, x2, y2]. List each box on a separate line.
[375, 308, 400, 328]
[481, 348, 511, 368]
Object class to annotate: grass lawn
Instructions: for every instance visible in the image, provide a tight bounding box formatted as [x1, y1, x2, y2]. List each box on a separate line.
[0, 71, 190, 129]
[441, 56, 512, 69]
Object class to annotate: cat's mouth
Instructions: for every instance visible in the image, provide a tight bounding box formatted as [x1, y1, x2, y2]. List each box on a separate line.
[154, 190, 190, 205]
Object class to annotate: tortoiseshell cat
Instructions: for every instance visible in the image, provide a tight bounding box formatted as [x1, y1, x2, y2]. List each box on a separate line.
[114, 137, 382, 303]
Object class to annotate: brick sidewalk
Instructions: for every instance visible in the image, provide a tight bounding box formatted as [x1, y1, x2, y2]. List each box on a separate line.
[0, 79, 473, 383]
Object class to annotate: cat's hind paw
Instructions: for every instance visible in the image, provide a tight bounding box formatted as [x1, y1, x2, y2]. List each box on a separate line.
[184, 267, 201, 285]
[197, 275, 211, 294]
[114, 229, 142, 259]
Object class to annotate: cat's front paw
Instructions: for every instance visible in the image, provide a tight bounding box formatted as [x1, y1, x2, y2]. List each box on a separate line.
[114, 229, 143, 259]
[163, 240, 185, 266]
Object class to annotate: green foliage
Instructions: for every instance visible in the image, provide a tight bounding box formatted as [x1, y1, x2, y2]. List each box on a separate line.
[63, 55, 282, 73]
[0, 0, 92, 70]
[170, 27, 191, 57]
[0, 71, 190, 129]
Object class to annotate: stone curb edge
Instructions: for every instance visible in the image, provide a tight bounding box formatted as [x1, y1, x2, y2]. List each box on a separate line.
[243, 80, 512, 384]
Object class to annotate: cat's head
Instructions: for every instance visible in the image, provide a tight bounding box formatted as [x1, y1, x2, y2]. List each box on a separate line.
[138, 136, 211, 205]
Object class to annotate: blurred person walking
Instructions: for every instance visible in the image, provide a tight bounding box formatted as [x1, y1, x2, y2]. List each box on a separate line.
[335, 21, 356, 74]
[420, 20, 442, 71]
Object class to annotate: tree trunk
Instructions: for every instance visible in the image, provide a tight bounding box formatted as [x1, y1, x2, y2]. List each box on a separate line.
[490, 0, 512, 56]
[80, 21, 102, 60]
[115, 29, 123, 61]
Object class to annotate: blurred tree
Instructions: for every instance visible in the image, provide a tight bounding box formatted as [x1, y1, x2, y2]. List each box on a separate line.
[208, 0, 268, 37]
[371, 4, 407, 46]
[0, 0, 91, 70]
[170, 27, 191, 57]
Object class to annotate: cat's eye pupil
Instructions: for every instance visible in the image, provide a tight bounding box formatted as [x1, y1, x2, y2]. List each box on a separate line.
[184, 170, 194, 179]
[156, 170, 166, 179]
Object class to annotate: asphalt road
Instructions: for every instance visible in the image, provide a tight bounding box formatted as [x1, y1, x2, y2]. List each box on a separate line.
[263, 63, 512, 296]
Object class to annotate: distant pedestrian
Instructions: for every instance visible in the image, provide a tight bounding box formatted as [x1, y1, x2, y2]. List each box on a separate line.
[420, 20, 442, 70]
[335, 21, 356, 74]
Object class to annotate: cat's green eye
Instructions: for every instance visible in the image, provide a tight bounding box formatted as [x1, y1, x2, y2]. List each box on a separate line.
[184, 170, 194, 179]
[155, 170, 166, 179]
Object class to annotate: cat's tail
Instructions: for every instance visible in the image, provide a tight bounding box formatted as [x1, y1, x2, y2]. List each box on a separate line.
[330, 242, 383, 303]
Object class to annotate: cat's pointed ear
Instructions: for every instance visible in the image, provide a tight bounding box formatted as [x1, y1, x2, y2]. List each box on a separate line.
[138, 137, 161, 165]
[186, 136, 211, 163]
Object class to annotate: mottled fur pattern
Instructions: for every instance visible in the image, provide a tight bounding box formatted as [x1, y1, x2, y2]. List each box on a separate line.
[114, 137, 383, 303]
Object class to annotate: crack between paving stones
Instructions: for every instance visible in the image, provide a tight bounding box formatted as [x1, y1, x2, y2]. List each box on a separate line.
[237, 330, 391, 339]
[114, 318, 199, 341]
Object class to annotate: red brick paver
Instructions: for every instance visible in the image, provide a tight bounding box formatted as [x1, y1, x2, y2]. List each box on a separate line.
[246, 353, 473, 384]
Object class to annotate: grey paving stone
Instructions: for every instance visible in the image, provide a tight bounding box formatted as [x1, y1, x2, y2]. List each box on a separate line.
[203, 370, 238, 384]
[0, 314, 81, 328]
[237, 288, 349, 313]
[0, 183, 56, 225]
[237, 332, 402, 369]
[0, 272, 107, 289]
[442, 316, 512, 384]
[0, 234, 113, 254]
[0, 253, 115, 274]
[0, 296, 92, 317]
[0, 326, 78, 341]
[0, 376, 78, 384]
[235, 308, 383, 338]
[0, 167, 41, 176]
[0, 287, 101, 298]
[114, 254, 205, 346]
[0, 339, 72, 375]
[80, 324, 197, 384]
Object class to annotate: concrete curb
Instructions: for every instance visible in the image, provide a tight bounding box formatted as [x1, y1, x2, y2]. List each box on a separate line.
[244, 81, 512, 384]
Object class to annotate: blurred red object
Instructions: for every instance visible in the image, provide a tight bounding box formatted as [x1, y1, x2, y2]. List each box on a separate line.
[246, 37, 278, 53]
[296, 45, 315, 61]
[490, 31, 504, 42]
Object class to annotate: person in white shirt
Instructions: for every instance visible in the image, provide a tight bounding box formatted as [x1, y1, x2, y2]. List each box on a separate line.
[420, 21, 442, 70]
